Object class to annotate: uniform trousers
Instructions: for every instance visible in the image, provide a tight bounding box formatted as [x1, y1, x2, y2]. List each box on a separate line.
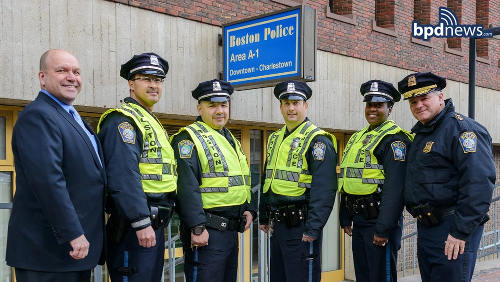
[270, 221, 322, 282]
[183, 227, 239, 282]
[107, 226, 165, 282]
[351, 215, 402, 282]
[15, 268, 91, 282]
[417, 214, 484, 282]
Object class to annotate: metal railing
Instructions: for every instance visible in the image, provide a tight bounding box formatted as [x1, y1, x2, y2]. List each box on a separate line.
[91, 183, 500, 281]
[397, 183, 500, 277]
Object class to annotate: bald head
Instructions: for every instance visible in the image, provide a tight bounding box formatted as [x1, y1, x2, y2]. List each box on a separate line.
[38, 49, 82, 104]
[40, 49, 75, 71]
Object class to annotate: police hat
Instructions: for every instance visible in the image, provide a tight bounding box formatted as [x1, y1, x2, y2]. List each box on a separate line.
[120, 52, 169, 80]
[192, 79, 234, 102]
[360, 80, 401, 103]
[273, 80, 312, 101]
[398, 72, 446, 100]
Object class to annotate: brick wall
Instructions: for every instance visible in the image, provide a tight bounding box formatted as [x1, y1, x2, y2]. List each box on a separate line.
[105, 0, 500, 91]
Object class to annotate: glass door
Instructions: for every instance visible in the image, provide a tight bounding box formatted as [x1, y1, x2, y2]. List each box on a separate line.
[0, 109, 16, 282]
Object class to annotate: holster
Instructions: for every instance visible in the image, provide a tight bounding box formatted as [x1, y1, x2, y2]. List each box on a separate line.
[150, 205, 173, 229]
[412, 203, 441, 227]
[106, 215, 127, 244]
[205, 213, 246, 232]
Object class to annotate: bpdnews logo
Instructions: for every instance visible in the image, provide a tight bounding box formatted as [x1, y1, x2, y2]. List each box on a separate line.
[412, 7, 493, 40]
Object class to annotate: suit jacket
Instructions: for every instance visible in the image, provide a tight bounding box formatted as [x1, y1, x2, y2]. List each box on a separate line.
[6, 92, 106, 271]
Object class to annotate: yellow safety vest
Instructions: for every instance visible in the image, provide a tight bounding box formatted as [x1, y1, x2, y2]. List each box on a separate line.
[97, 102, 177, 193]
[173, 121, 251, 209]
[263, 121, 337, 197]
[338, 120, 412, 195]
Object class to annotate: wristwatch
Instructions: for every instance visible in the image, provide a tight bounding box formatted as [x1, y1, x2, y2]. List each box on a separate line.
[191, 225, 206, 235]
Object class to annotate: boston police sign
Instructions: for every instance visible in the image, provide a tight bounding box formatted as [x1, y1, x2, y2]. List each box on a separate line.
[223, 6, 316, 89]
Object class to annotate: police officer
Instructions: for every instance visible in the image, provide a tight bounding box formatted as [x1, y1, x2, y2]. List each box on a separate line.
[171, 79, 254, 282]
[97, 53, 177, 282]
[259, 80, 337, 282]
[338, 80, 412, 282]
[398, 72, 495, 282]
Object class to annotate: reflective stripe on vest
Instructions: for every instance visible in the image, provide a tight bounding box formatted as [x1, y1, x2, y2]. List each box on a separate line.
[338, 120, 412, 195]
[173, 121, 251, 209]
[97, 102, 177, 193]
[263, 121, 337, 197]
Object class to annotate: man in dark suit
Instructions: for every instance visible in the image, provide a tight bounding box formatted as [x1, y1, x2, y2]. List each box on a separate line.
[6, 49, 106, 282]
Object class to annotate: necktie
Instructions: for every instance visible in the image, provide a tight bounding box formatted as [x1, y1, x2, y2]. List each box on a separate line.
[69, 107, 102, 166]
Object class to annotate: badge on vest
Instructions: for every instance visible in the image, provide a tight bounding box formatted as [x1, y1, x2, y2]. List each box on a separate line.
[291, 137, 300, 150]
[362, 135, 372, 145]
[178, 140, 194, 158]
[391, 141, 406, 161]
[312, 142, 326, 161]
[423, 141, 434, 153]
[118, 122, 136, 144]
[459, 131, 477, 153]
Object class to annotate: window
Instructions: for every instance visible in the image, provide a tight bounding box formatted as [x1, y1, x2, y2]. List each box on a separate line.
[446, 0, 462, 50]
[0, 109, 16, 282]
[414, 0, 431, 25]
[375, 0, 395, 29]
[329, 0, 353, 16]
[476, 0, 489, 59]
[326, 0, 356, 25]
[411, 0, 433, 47]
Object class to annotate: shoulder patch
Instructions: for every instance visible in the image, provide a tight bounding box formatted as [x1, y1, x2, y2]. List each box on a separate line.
[391, 141, 406, 161]
[178, 139, 194, 158]
[312, 142, 326, 161]
[117, 122, 136, 144]
[459, 131, 477, 153]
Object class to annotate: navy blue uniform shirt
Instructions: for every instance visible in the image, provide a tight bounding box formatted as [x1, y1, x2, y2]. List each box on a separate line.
[171, 117, 255, 229]
[98, 97, 174, 229]
[339, 130, 411, 238]
[405, 99, 495, 240]
[259, 118, 338, 239]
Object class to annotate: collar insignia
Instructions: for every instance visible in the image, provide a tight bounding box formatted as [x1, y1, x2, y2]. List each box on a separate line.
[423, 141, 434, 153]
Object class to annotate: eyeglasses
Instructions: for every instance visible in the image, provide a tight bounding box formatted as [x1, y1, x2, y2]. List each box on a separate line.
[132, 76, 164, 84]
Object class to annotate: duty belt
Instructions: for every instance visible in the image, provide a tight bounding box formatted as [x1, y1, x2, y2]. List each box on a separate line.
[345, 193, 380, 220]
[270, 204, 307, 227]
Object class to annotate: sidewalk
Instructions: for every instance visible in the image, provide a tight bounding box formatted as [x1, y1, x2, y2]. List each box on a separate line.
[397, 257, 500, 282]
